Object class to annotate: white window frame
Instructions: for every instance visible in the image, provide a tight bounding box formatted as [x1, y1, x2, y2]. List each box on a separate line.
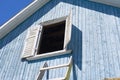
[22, 13, 72, 60]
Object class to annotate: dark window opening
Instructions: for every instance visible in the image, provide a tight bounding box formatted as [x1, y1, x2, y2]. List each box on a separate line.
[37, 21, 66, 54]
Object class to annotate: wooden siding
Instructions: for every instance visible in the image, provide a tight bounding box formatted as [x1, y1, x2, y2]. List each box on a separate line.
[0, 0, 120, 80]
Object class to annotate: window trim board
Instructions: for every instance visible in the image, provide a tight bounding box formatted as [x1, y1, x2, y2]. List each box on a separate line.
[64, 11, 72, 49]
[40, 16, 67, 26]
[26, 49, 72, 60]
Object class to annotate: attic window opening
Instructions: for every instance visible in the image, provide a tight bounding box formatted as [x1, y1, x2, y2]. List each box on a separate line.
[37, 21, 66, 54]
[21, 12, 72, 60]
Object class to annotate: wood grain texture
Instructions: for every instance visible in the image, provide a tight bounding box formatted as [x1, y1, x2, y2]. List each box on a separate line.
[0, 0, 120, 80]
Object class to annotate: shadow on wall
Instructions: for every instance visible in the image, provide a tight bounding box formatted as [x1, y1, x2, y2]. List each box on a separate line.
[68, 25, 82, 70]
[68, 25, 82, 80]
[62, 0, 120, 17]
[27, 25, 82, 80]
[1, 0, 120, 49]
[0, 0, 119, 79]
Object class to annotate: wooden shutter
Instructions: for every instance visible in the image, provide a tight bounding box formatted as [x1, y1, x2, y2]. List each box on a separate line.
[22, 25, 41, 58]
[64, 11, 72, 49]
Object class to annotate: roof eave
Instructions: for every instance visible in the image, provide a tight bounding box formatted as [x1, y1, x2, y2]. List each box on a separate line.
[0, 0, 50, 39]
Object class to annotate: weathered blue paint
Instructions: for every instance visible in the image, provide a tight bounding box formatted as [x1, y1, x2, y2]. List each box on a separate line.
[1, 0, 120, 80]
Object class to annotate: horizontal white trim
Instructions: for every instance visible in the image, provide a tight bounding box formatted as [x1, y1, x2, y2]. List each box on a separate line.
[48, 77, 65, 80]
[26, 50, 72, 60]
[89, 0, 120, 8]
[0, 0, 50, 39]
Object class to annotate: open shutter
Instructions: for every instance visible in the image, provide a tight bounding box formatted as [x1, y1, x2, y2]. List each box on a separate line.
[22, 25, 41, 58]
[64, 11, 72, 49]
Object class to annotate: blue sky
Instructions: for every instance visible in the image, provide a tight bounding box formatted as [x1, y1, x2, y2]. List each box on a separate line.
[0, 0, 33, 26]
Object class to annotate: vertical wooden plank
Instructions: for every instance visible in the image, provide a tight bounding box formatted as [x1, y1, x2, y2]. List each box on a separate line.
[1, 0, 120, 80]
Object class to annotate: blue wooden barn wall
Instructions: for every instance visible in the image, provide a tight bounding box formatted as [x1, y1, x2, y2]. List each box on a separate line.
[0, 0, 120, 80]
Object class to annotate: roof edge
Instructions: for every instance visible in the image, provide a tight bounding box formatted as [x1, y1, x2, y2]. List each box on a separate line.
[0, 0, 50, 39]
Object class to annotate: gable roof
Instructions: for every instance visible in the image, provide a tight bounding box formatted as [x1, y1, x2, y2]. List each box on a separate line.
[0, 0, 50, 39]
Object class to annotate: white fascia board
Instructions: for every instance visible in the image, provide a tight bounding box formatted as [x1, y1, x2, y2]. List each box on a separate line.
[89, 0, 120, 8]
[0, 0, 50, 39]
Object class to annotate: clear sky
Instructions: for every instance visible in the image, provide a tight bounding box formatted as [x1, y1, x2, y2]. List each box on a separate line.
[0, 0, 33, 26]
